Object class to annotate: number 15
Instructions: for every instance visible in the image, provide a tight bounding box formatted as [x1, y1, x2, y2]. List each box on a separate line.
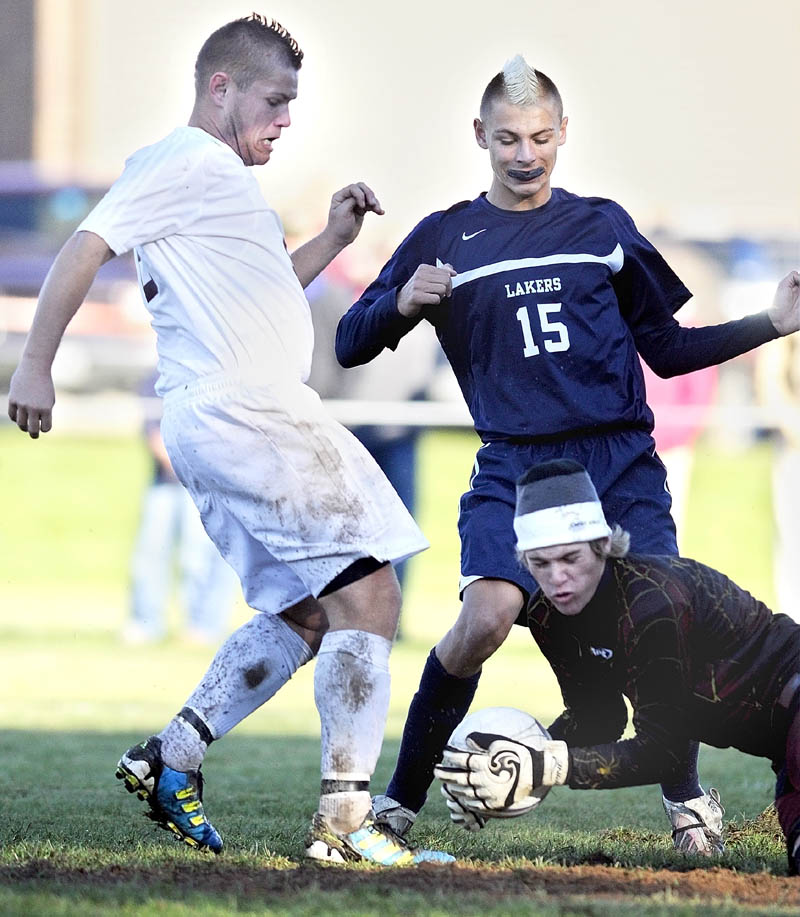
[515, 302, 570, 357]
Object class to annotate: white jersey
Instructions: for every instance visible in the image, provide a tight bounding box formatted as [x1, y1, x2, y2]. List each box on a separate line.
[81, 125, 428, 604]
[79, 126, 314, 395]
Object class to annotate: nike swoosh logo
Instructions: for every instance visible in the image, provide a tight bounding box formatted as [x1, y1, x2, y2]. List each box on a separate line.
[462, 229, 487, 241]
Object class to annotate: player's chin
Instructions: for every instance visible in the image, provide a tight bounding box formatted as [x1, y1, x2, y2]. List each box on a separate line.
[507, 173, 545, 191]
[250, 146, 273, 166]
[552, 595, 581, 615]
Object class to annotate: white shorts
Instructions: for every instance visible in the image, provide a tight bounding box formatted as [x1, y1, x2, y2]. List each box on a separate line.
[161, 374, 428, 614]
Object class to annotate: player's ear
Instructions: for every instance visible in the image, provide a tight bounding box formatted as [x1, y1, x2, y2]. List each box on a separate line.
[474, 118, 489, 150]
[558, 116, 568, 147]
[208, 72, 231, 106]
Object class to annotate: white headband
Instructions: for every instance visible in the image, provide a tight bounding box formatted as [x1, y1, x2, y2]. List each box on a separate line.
[514, 501, 611, 551]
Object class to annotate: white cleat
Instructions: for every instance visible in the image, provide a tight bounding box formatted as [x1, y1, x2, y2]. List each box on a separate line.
[305, 812, 454, 865]
[663, 788, 724, 855]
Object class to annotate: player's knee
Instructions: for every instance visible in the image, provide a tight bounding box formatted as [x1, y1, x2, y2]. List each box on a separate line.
[444, 603, 519, 668]
[278, 598, 328, 653]
[467, 615, 515, 660]
[318, 561, 401, 638]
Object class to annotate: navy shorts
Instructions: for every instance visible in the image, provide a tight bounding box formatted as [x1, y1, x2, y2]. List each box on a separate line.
[458, 429, 678, 600]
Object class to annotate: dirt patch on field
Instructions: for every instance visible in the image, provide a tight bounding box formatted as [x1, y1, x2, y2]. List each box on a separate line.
[6, 860, 800, 909]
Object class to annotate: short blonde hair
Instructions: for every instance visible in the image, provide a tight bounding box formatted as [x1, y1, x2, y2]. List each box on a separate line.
[590, 525, 630, 558]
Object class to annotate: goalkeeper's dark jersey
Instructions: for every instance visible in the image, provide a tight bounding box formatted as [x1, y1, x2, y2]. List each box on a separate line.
[336, 189, 777, 443]
[528, 554, 800, 790]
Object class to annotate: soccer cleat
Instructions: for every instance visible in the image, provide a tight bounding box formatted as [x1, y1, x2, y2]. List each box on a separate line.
[115, 735, 223, 853]
[304, 812, 454, 865]
[371, 793, 417, 839]
[663, 787, 725, 856]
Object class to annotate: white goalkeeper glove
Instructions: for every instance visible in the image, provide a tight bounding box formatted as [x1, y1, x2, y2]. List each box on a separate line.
[440, 782, 486, 831]
[434, 731, 569, 815]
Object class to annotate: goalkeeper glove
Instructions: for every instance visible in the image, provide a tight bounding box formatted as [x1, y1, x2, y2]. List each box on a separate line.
[440, 782, 487, 831]
[434, 732, 569, 815]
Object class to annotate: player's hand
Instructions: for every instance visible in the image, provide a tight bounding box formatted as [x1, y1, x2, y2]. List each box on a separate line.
[324, 182, 384, 247]
[434, 732, 569, 814]
[396, 264, 457, 318]
[440, 782, 486, 831]
[7, 360, 56, 439]
[434, 734, 538, 813]
[768, 270, 800, 336]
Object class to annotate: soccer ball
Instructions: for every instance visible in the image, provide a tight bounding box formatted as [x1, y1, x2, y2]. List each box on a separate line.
[447, 706, 552, 818]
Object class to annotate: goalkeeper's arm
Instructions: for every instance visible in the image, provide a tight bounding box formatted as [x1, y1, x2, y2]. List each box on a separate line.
[434, 725, 683, 814]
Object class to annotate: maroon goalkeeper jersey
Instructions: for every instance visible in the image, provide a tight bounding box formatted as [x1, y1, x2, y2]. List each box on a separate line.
[528, 554, 800, 789]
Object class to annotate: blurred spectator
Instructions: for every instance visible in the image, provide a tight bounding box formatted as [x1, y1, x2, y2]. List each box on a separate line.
[124, 372, 240, 645]
[641, 242, 723, 545]
[756, 334, 800, 622]
[716, 238, 778, 449]
[641, 365, 718, 548]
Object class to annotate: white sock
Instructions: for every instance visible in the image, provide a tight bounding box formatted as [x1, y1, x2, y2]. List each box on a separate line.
[159, 612, 313, 771]
[314, 629, 392, 833]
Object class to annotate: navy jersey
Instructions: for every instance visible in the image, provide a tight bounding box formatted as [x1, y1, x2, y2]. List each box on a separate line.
[337, 189, 778, 443]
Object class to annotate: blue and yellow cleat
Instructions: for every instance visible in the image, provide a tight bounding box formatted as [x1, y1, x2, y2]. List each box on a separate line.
[115, 735, 223, 854]
[304, 812, 455, 865]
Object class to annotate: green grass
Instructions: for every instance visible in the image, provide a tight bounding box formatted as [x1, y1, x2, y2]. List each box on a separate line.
[0, 426, 791, 914]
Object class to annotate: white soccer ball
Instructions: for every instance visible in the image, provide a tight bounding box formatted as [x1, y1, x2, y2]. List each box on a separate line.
[447, 706, 552, 818]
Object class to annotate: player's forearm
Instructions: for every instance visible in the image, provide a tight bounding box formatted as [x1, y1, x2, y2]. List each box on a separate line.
[567, 685, 692, 789]
[290, 228, 346, 289]
[335, 290, 422, 368]
[637, 312, 779, 378]
[20, 231, 113, 368]
[566, 733, 684, 790]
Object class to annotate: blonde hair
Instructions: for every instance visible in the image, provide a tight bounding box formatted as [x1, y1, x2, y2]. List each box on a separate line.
[480, 56, 563, 120]
[502, 55, 540, 106]
[590, 525, 630, 558]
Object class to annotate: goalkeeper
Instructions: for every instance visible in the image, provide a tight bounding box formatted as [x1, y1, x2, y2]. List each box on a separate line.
[436, 458, 800, 874]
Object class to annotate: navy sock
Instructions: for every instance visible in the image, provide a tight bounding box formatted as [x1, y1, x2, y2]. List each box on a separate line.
[661, 740, 703, 802]
[385, 648, 480, 813]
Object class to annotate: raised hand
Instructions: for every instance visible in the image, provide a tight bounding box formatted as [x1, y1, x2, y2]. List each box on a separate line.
[768, 270, 800, 336]
[325, 182, 384, 248]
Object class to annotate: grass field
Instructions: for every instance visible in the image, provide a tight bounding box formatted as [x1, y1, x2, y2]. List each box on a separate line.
[1, 425, 796, 915]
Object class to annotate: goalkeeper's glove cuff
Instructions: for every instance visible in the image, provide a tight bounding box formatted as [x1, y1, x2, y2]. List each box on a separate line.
[533, 740, 570, 787]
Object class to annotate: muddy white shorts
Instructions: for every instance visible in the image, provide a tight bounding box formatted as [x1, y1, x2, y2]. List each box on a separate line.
[161, 374, 428, 614]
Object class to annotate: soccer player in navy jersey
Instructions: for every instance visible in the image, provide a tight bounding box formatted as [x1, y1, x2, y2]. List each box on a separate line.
[335, 54, 800, 853]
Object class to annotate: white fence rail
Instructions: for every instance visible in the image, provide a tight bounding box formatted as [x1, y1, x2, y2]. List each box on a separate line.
[0, 392, 786, 438]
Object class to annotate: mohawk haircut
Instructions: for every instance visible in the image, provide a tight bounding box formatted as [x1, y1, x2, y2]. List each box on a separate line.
[502, 54, 540, 106]
[194, 13, 303, 95]
[480, 55, 563, 121]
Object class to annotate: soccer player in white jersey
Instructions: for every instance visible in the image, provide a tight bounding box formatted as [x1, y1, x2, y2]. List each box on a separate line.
[6, 14, 452, 867]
